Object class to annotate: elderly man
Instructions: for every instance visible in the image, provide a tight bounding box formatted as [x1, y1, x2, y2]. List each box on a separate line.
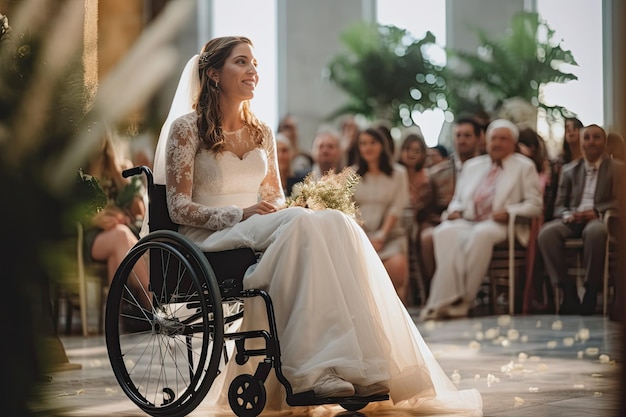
[306, 127, 343, 178]
[538, 124, 623, 315]
[421, 119, 543, 320]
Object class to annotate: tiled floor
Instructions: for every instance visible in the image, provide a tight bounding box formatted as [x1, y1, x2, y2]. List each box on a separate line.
[36, 310, 623, 416]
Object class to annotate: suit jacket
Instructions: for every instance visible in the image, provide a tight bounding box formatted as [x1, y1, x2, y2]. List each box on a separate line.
[428, 157, 456, 217]
[445, 153, 543, 245]
[553, 157, 624, 219]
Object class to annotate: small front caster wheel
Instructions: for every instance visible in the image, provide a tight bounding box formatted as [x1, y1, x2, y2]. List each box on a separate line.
[228, 374, 266, 417]
[340, 402, 368, 411]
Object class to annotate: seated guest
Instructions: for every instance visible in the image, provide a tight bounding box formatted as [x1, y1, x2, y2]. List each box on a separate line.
[420, 117, 482, 294]
[517, 128, 550, 312]
[538, 124, 623, 315]
[545, 117, 584, 222]
[306, 127, 343, 178]
[429, 117, 483, 216]
[472, 111, 490, 155]
[275, 133, 304, 196]
[398, 132, 434, 221]
[397, 132, 437, 303]
[278, 113, 313, 173]
[338, 114, 361, 168]
[426, 145, 448, 168]
[421, 119, 543, 319]
[353, 127, 410, 304]
[374, 122, 396, 157]
[83, 132, 150, 305]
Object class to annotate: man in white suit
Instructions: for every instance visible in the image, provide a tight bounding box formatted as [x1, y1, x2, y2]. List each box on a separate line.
[421, 119, 543, 319]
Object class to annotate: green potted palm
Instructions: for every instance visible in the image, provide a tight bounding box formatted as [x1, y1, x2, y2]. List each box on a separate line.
[326, 22, 446, 126]
[443, 11, 578, 125]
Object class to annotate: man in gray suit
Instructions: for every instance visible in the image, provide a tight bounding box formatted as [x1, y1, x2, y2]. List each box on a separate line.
[421, 119, 543, 320]
[538, 124, 623, 315]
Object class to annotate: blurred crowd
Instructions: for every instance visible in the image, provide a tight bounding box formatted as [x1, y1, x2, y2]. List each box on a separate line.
[81, 112, 624, 320]
[271, 113, 624, 318]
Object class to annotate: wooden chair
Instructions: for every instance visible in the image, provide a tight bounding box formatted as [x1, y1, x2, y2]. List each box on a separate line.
[56, 222, 107, 336]
[555, 210, 619, 316]
[487, 213, 534, 315]
[407, 218, 428, 307]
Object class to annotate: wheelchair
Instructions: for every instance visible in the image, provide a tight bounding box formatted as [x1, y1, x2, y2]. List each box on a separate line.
[105, 166, 389, 417]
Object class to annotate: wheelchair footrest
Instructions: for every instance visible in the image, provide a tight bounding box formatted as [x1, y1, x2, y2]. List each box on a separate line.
[286, 390, 389, 406]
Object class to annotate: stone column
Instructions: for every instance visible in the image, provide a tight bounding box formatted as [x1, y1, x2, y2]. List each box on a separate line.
[83, 0, 98, 105]
[445, 0, 525, 54]
[278, 0, 375, 152]
[604, 1, 626, 327]
[440, 0, 525, 146]
[604, 0, 625, 136]
[97, 0, 145, 131]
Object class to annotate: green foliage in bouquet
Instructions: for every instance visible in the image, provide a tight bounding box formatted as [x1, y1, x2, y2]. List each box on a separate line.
[286, 167, 362, 223]
[327, 22, 446, 125]
[443, 11, 578, 120]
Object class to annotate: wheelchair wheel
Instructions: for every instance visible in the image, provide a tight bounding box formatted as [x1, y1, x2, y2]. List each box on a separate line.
[106, 231, 224, 417]
[228, 374, 267, 417]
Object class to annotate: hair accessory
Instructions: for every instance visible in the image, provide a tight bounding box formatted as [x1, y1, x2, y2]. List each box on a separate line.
[199, 51, 213, 65]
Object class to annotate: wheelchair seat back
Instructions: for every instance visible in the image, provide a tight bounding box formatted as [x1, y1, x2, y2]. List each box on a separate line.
[148, 182, 256, 300]
[149, 184, 178, 232]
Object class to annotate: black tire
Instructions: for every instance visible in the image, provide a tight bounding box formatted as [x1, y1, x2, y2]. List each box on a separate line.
[228, 374, 267, 417]
[105, 231, 224, 417]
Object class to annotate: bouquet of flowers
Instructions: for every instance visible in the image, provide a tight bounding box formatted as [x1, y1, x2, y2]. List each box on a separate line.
[286, 166, 362, 223]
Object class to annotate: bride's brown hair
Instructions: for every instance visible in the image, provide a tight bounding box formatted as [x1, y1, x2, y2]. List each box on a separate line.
[196, 36, 263, 152]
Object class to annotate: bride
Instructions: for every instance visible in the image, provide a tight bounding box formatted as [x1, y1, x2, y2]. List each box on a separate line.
[152, 36, 482, 414]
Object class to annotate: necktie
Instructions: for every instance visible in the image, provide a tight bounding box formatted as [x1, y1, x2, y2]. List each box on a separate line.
[473, 164, 501, 221]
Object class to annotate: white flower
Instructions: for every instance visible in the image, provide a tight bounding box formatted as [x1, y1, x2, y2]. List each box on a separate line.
[285, 167, 361, 222]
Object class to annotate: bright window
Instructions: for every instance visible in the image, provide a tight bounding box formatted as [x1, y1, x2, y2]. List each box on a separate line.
[211, 0, 278, 129]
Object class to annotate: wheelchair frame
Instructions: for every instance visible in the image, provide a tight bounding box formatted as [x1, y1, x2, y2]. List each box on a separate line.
[105, 166, 388, 417]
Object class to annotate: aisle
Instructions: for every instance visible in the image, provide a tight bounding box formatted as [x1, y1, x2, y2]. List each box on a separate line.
[37, 313, 622, 417]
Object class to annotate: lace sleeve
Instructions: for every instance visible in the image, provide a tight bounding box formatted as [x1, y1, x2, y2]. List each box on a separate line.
[165, 115, 243, 230]
[259, 125, 286, 206]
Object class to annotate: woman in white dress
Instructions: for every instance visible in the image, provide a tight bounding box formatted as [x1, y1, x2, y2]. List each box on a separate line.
[152, 36, 482, 414]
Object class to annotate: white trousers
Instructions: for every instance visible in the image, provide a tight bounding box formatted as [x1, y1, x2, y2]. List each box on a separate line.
[426, 219, 507, 312]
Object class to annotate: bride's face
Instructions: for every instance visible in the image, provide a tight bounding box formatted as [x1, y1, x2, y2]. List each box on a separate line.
[217, 43, 259, 101]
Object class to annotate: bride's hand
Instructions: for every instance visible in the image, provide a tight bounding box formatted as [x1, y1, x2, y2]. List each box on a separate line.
[241, 201, 277, 221]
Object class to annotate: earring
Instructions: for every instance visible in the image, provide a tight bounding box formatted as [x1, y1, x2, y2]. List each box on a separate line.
[215, 79, 219, 89]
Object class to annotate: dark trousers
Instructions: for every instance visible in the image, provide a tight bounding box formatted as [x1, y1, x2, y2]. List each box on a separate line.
[537, 218, 607, 291]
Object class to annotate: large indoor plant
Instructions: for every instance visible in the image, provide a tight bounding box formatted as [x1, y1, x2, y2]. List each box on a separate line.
[443, 11, 578, 122]
[326, 22, 446, 126]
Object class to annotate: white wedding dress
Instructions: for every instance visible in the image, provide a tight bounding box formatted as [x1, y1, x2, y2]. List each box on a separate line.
[164, 112, 482, 415]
